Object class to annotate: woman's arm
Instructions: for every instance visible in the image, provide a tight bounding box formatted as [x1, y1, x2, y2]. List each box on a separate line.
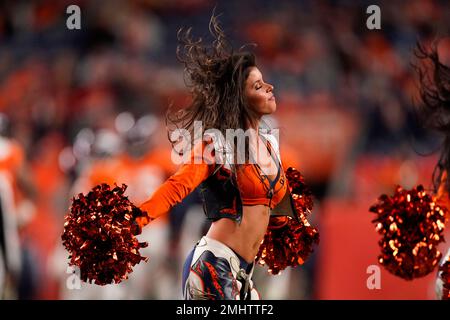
[136, 138, 216, 228]
[437, 170, 449, 208]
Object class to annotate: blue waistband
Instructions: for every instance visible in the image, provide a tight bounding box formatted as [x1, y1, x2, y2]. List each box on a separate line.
[230, 248, 254, 274]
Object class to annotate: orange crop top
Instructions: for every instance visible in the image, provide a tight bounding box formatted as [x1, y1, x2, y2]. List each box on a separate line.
[137, 134, 288, 228]
[235, 137, 287, 209]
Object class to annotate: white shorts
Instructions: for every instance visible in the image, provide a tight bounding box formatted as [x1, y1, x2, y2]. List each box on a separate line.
[182, 236, 260, 300]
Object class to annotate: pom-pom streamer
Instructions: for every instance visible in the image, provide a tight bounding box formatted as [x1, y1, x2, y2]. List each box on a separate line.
[61, 183, 149, 285]
[256, 167, 319, 275]
[369, 185, 448, 280]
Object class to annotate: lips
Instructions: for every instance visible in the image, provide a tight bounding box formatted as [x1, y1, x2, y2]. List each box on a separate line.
[269, 95, 275, 101]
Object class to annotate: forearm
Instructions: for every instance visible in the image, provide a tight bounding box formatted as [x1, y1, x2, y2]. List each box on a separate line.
[137, 162, 214, 228]
[437, 170, 449, 207]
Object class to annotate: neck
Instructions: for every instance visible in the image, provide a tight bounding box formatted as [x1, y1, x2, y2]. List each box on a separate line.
[245, 117, 261, 135]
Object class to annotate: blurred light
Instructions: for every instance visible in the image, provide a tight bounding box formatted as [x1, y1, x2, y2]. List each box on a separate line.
[59, 147, 76, 172]
[92, 129, 123, 157]
[73, 128, 95, 159]
[136, 114, 158, 137]
[115, 112, 135, 134]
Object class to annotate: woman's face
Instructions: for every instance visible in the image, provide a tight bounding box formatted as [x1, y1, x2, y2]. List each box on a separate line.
[244, 66, 276, 117]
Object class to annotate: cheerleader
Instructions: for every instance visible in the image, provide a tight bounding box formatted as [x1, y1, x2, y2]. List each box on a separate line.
[413, 40, 450, 203]
[133, 13, 303, 300]
[414, 39, 450, 299]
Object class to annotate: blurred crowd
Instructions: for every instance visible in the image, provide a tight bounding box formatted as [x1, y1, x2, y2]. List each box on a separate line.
[0, 0, 449, 299]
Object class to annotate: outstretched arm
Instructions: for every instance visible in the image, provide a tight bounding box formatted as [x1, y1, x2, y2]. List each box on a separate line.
[136, 138, 216, 228]
[437, 170, 449, 208]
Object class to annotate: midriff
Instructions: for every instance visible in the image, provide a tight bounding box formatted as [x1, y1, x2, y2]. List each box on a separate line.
[206, 204, 270, 263]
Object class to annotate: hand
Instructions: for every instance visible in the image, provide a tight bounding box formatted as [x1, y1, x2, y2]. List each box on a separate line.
[131, 219, 142, 236]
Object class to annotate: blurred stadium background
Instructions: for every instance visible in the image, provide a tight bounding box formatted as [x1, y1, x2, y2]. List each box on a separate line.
[0, 0, 450, 299]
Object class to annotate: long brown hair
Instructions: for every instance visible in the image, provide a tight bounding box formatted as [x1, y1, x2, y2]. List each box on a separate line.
[166, 11, 264, 172]
[413, 40, 450, 193]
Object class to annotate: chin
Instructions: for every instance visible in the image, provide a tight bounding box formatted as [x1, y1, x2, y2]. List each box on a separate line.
[268, 104, 277, 114]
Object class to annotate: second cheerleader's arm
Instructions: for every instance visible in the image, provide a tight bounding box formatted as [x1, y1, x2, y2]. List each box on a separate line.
[437, 170, 449, 207]
[135, 138, 216, 228]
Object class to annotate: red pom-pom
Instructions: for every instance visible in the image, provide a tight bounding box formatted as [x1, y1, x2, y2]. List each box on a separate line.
[256, 167, 320, 275]
[285, 167, 314, 216]
[61, 183, 149, 285]
[369, 185, 448, 280]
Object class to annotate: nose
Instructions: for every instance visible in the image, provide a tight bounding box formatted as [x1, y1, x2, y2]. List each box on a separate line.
[266, 83, 274, 93]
